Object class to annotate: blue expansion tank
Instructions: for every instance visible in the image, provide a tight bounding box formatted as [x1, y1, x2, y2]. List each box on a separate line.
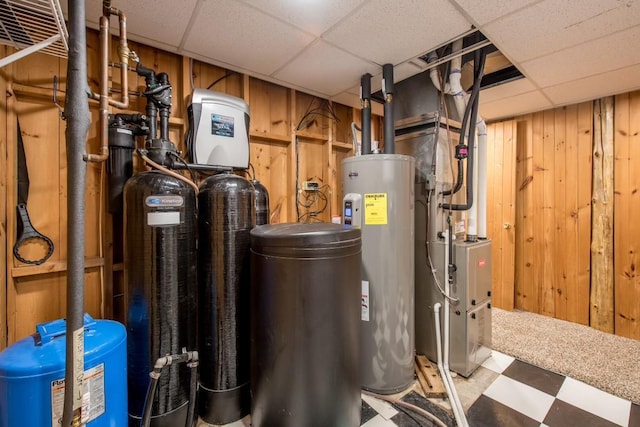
[0, 314, 127, 427]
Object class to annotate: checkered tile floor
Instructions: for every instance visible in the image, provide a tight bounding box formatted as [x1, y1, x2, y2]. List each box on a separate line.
[361, 351, 640, 427]
[210, 351, 640, 427]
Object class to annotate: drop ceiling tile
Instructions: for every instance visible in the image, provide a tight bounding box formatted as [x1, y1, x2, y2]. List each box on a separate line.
[323, 0, 471, 65]
[274, 40, 379, 97]
[450, 0, 540, 26]
[74, 0, 199, 49]
[542, 63, 640, 106]
[331, 92, 361, 111]
[182, 0, 315, 76]
[479, 90, 551, 120]
[367, 61, 425, 93]
[480, 78, 536, 103]
[240, 0, 366, 36]
[483, 0, 640, 63]
[520, 25, 640, 88]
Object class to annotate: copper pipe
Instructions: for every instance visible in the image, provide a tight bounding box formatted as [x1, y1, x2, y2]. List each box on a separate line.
[85, 15, 110, 162]
[108, 8, 130, 109]
[85, 6, 132, 162]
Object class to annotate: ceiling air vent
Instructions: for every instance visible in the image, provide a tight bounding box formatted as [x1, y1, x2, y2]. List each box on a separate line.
[0, 0, 68, 68]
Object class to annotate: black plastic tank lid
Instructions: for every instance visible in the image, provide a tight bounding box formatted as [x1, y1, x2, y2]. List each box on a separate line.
[250, 223, 360, 248]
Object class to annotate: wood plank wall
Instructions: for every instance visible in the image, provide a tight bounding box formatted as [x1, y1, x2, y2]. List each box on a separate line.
[0, 33, 379, 347]
[489, 93, 640, 340]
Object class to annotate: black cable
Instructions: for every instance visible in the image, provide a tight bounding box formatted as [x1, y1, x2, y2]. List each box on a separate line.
[295, 137, 301, 221]
[206, 72, 234, 90]
[169, 152, 197, 183]
[249, 163, 256, 180]
[441, 45, 487, 211]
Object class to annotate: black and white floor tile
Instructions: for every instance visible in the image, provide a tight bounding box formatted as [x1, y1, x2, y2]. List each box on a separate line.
[212, 350, 640, 427]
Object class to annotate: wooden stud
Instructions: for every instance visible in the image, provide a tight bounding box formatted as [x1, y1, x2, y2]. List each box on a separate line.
[564, 104, 580, 324]
[576, 101, 593, 326]
[590, 97, 615, 333]
[0, 46, 7, 349]
[553, 107, 567, 320]
[502, 120, 516, 310]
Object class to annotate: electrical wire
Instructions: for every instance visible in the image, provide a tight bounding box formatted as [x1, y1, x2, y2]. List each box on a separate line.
[206, 72, 235, 90]
[362, 391, 448, 427]
[139, 152, 200, 194]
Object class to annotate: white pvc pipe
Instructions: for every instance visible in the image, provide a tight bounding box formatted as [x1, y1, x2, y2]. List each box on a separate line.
[477, 118, 488, 239]
[441, 230, 468, 426]
[434, 303, 468, 427]
[468, 131, 478, 239]
[448, 39, 467, 122]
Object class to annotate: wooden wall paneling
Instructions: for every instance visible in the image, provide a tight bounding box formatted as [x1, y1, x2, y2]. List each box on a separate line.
[248, 78, 290, 140]
[0, 46, 7, 349]
[541, 109, 556, 317]
[625, 90, 640, 339]
[515, 116, 534, 311]
[563, 104, 581, 324]
[614, 93, 631, 337]
[575, 102, 593, 326]
[297, 137, 330, 222]
[191, 60, 242, 98]
[528, 112, 544, 314]
[553, 107, 568, 319]
[489, 122, 504, 307]
[250, 138, 289, 224]
[616, 91, 640, 339]
[295, 92, 329, 138]
[331, 147, 352, 218]
[289, 90, 298, 222]
[590, 97, 615, 333]
[333, 103, 353, 144]
[486, 122, 497, 300]
[501, 120, 517, 310]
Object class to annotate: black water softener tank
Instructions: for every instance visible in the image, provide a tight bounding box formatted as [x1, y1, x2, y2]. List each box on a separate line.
[252, 179, 269, 226]
[250, 223, 362, 427]
[124, 171, 197, 427]
[198, 173, 255, 424]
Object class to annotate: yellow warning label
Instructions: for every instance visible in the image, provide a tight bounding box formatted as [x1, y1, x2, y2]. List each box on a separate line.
[364, 193, 388, 225]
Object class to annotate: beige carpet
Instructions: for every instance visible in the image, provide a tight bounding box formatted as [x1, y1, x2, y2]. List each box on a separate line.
[492, 308, 640, 404]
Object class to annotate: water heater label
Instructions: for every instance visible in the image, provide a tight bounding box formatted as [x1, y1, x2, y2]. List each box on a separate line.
[364, 193, 388, 225]
[51, 363, 105, 426]
[362, 280, 370, 321]
[147, 211, 181, 226]
[211, 113, 234, 137]
[145, 195, 184, 207]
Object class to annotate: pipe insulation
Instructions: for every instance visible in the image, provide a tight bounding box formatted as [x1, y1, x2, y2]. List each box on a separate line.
[382, 64, 395, 154]
[62, 0, 91, 425]
[477, 118, 488, 239]
[360, 73, 372, 155]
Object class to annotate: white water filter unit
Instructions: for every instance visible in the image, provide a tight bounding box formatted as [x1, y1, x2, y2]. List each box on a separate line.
[342, 154, 415, 393]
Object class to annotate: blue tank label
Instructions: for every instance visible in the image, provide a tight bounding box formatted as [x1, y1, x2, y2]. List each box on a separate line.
[145, 195, 184, 207]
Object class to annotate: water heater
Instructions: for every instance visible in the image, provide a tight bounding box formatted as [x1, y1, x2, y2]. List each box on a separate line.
[342, 154, 415, 394]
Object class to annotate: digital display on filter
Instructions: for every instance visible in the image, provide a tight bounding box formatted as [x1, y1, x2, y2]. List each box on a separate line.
[345, 207, 352, 217]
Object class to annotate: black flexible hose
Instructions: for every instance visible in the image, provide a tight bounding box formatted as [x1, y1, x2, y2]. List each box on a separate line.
[441, 46, 486, 211]
[140, 371, 160, 427]
[185, 362, 198, 427]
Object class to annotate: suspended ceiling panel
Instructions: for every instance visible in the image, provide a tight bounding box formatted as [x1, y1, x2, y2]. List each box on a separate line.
[57, 0, 640, 120]
[519, 25, 640, 87]
[273, 39, 379, 97]
[182, 0, 314, 76]
[542, 63, 640, 106]
[449, 0, 541, 26]
[323, 0, 471, 65]
[241, 0, 367, 36]
[483, 0, 640, 63]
